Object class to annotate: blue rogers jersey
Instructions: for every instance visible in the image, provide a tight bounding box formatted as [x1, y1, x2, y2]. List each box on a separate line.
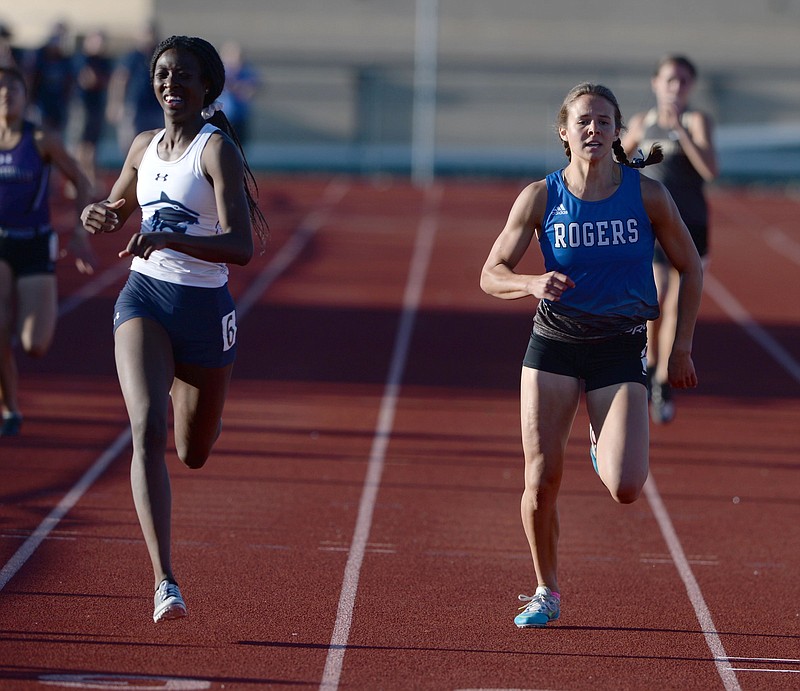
[539, 165, 658, 326]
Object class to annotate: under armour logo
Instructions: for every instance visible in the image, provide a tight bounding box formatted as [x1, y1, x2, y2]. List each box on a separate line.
[155, 173, 168, 181]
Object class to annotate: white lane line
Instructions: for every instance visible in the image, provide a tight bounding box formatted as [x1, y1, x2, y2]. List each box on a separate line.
[724, 657, 800, 664]
[643, 264, 800, 690]
[320, 185, 442, 691]
[704, 272, 800, 384]
[236, 177, 350, 316]
[723, 656, 800, 675]
[57, 261, 130, 318]
[644, 475, 742, 691]
[0, 178, 350, 593]
[764, 226, 800, 266]
[0, 429, 132, 591]
[39, 673, 211, 689]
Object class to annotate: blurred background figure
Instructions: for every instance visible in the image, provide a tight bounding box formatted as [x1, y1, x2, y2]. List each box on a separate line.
[74, 29, 113, 195]
[0, 21, 24, 69]
[28, 21, 74, 136]
[106, 21, 161, 155]
[0, 65, 96, 437]
[218, 41, 260, 146]
[623, 54, 718, 425]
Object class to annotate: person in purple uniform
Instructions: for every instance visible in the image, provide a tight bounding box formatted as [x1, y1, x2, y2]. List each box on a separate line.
[0, 66, 96, 437]
[480, 82, 703, 627]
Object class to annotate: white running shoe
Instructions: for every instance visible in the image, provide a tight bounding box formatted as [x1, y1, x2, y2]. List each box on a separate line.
[153, 579, 187, 623]
[514, 585, 561, 628]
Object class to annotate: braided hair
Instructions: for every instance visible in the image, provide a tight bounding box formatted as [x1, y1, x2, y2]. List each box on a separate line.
[150, 35, 268, 250]
[556, 82, 663, 169]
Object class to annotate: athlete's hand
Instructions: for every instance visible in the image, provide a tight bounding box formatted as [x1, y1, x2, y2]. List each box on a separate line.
[64, 229, 98, 275]
[81, 198, 126, 235]
[528, 271, 575, 301]
[119, 232, 168, 260]
[667, 348, 698, 389]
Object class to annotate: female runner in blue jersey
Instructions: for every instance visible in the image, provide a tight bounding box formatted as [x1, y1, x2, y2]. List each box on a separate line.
[480, 82, 703, 628]
[81, 36, 267, 623]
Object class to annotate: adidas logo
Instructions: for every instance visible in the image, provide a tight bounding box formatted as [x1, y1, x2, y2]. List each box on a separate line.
[552, 203, 569, 216]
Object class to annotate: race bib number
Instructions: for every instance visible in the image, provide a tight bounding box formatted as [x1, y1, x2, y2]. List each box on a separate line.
[222, 309, 237, 352]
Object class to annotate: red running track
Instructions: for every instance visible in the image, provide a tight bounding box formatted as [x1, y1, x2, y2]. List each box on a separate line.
[0, 176, 798, 690]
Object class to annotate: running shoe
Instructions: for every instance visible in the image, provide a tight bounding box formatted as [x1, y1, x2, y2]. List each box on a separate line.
[650, 380, 675, 424]
[0, 412, 22, 437]
[589, 423, 598, 474]
[153, 579, 187, 623]
[514, 585, 561, 628]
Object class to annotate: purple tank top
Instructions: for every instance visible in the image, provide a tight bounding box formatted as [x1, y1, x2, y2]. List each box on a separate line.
[0, 122, 51, 229]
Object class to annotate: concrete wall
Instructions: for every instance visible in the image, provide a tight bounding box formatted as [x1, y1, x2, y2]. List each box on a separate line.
[5, 1, 800, 178]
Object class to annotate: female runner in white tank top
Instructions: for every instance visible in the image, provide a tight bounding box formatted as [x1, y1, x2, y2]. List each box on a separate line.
[81, 36, 267, 623]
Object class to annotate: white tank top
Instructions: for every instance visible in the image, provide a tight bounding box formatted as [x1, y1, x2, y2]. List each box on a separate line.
[132, 124, 228, 287]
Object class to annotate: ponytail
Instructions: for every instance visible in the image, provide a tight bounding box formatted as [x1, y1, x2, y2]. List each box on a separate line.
[613, 141, 664, 169]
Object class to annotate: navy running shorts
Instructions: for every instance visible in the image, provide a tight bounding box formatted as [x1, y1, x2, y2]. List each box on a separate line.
[0, 227, 57, 277]
[113, 270, 238, 368]
[522, 328, 648, 392]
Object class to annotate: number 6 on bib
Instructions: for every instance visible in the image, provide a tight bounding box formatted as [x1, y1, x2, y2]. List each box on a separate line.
[221, 309, 237, 352]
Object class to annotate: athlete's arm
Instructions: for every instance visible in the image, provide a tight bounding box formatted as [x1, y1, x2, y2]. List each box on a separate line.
[480, 180, 575, 301]
[642, 176, 703, 388]
[81, 131, 154, 234]
[37, 129, 97, 273]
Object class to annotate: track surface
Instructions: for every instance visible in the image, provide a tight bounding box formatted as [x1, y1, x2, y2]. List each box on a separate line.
[0, 176, 798, 690]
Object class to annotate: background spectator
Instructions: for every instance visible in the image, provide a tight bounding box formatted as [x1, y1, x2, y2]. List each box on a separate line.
[218, 41, 260, 146]
[106, 21, 162, 155]
[28, 21, 74, 135]
[74, 29, 113, 194]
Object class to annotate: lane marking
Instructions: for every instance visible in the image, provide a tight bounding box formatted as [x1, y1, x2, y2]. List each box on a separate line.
[39, 674, 211, 689]
[723, 655, 800, 675]
[644, 475, 742, 691]
[764, 226, 800, 266]
[0, 429, 132, 592]
[704, 272, 800, 384]
[0, 178, 350, 594]
[57, 262, 130, 318]
[320, 184, 442, 691]
[724, 657, 800, 664]
[236, 177, 350, 316]
[642, 248, 800, 691]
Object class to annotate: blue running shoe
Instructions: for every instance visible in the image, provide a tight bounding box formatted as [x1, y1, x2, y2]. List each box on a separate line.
[153, 579, 187, 623]
[589, 423, 598, 474]
[514, 586, 560, 628]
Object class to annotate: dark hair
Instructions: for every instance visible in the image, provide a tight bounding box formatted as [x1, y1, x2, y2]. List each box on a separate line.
[653, 54, 697, 79]
[557, 82, 663, 169]
[150, 35, 268, 250]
